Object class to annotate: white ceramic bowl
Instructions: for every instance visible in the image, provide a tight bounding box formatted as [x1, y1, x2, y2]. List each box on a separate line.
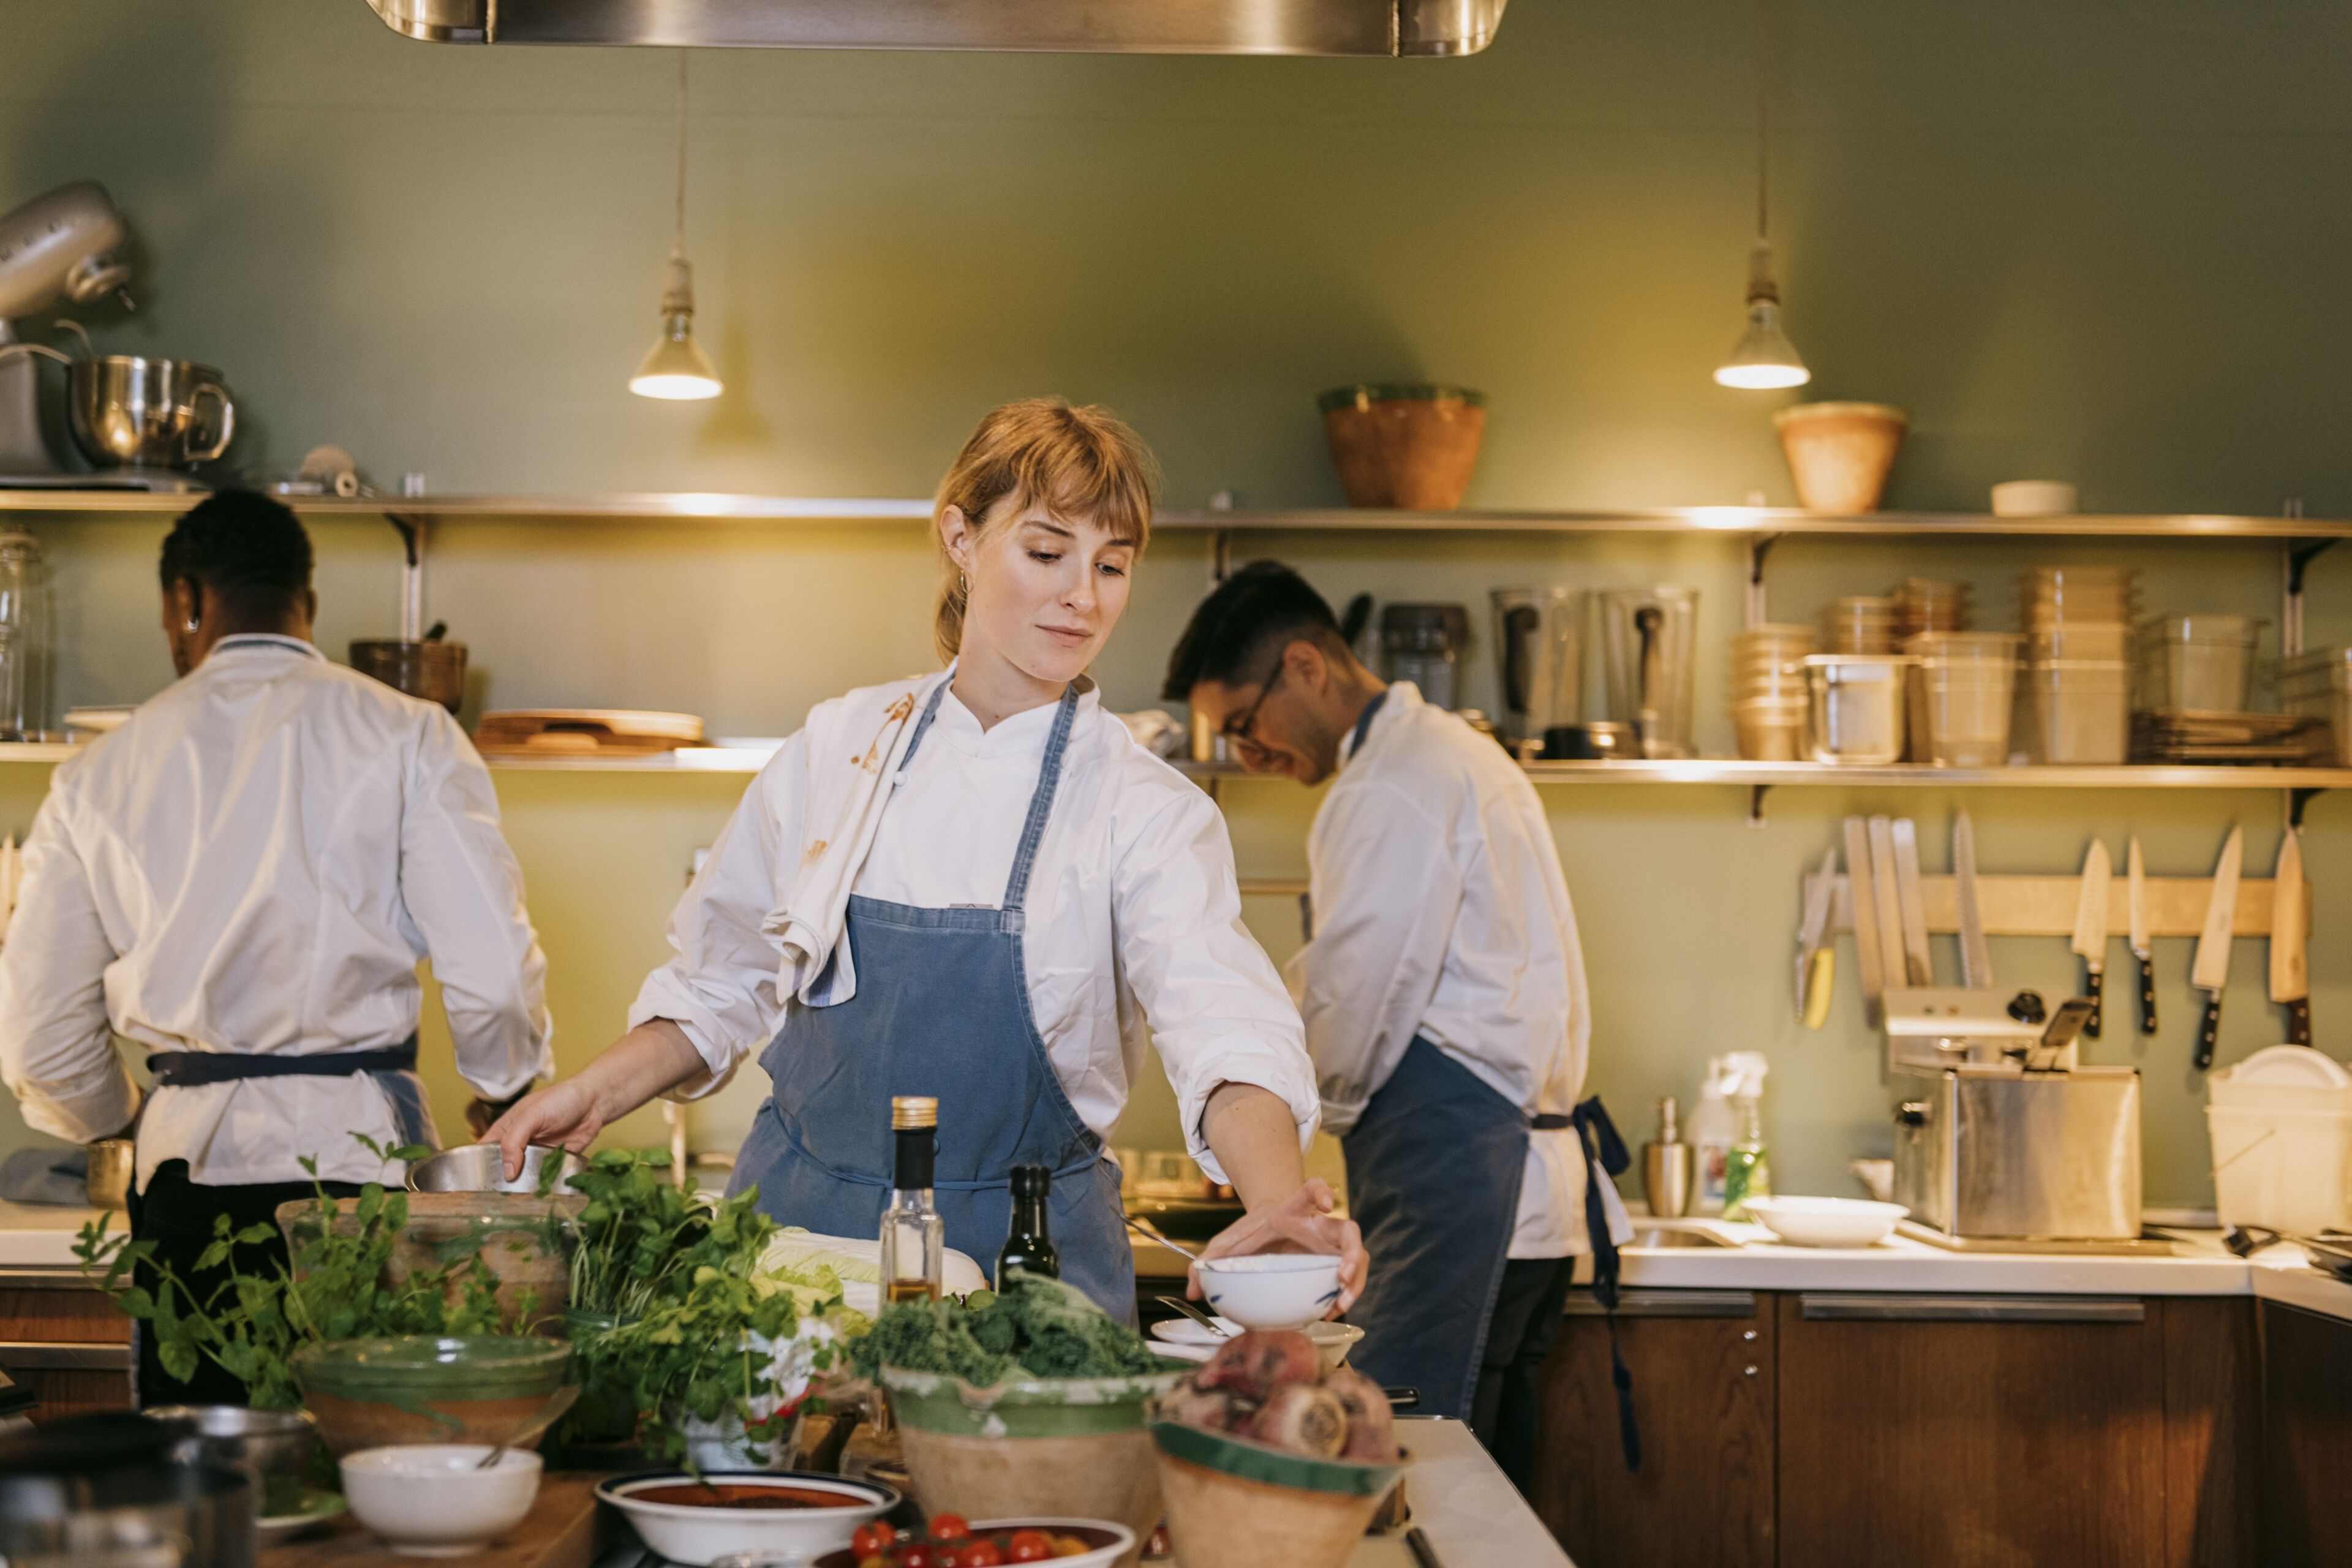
[1193, 1254, 1343, 1330]
[1742, 1196, 1907, 1248]
[596, 1471, 899, 1567]
[340, 1445, 542, 1557]
[1149, 1316, 1365, 1371]
[970, 1518, 1136, 1568]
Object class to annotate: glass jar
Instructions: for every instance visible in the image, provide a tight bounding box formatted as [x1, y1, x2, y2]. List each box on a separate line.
[0, 533, 51, 741]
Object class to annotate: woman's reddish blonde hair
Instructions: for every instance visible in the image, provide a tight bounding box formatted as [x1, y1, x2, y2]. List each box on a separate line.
[932, 398, 1158, 662]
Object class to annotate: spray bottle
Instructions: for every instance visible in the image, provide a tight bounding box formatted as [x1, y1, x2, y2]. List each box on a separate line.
[1719, 1051, 1773, 1221]
[1691, 1056, 1733, 1214]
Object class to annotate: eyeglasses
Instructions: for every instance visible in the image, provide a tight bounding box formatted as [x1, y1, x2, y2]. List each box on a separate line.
[1223, 659, 1287, 758]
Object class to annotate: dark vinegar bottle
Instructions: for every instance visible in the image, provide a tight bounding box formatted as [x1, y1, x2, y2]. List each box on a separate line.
[995, 1163, 1060, 1286]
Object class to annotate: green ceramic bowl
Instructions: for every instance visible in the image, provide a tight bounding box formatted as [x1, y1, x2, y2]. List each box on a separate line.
[293, 1335, 573, 1454]
[1149, 1420, 1406, 1498]
[879, 1363, 1188, 1440]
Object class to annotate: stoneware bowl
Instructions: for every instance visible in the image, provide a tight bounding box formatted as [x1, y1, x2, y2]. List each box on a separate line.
[1193, 1254, 1343, 1331]
[340, 1444, 542, 1557]
[1150, 1420, 1406, 1568]
[1148, 1317, 1364, 1373]
[595, 1471, 897, 1567]
[292, 1335, 571, 1455]
[1741, 1196, 1908, 1248]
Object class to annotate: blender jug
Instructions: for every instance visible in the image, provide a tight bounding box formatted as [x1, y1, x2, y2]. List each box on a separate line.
[1490, 588, 1585, 742]
[1379, 603, 1469, 709]
[1599, 587, 1699, 758]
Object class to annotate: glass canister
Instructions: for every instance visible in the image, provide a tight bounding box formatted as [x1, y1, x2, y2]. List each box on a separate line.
[1599, 587, 1699, 758]
[1379, 603, 1469, 710]
[0, 533, 51, 741]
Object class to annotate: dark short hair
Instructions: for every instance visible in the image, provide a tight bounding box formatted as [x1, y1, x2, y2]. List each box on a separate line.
[159, 491, 314, 619]
[1161, 560, 1346, 701]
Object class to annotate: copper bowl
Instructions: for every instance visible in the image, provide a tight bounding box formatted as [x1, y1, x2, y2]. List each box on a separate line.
[350, 639, 466, 714]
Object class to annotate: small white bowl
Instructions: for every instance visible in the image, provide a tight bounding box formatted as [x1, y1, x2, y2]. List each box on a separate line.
[341, 1445, 543, 1557]
[1991, 480, 2078, 518]
[1150, 1316, 1365, 1371]
[1742, 1196, 1908, 1249]
[1193, 1254, 1343, 1330]
[596, 1471, 899, 1567]
[970, 1518, 1136, 1568]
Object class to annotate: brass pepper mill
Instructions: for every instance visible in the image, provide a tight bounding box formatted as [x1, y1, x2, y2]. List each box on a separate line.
[1643, 1096, 1694, 1219]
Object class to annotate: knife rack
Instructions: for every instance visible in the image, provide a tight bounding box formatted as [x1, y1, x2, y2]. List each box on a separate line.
[1805, 873, 2307, 940]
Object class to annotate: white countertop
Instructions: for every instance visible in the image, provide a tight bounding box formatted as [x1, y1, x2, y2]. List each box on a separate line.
[1608, 1218, 2352, 1322]
[0, 1197, 107, 1269]
[1346, 1415, 1570, 1568]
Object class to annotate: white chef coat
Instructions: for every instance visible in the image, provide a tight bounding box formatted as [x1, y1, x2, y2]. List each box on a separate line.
[1287, 682, 1593, 1258]
[0, 635, 554, 1191]
[631, 679, 1319, 1181]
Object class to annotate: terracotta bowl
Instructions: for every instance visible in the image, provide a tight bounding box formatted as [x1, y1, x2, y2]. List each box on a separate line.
[292, 1335, 571, 1457]
[1318, 383, 1488, 510]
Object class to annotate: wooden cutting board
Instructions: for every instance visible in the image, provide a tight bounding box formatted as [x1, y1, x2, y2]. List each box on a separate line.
[473, 709, 706, 756]
[263, 1472, 609, 1568]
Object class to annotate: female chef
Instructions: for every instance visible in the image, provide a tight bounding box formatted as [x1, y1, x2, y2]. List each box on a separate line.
[491, 399, 1363, 1318]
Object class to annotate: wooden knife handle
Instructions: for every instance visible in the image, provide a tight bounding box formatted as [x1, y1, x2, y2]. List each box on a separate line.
[2136, 957, 2158, 1036]
[2084, 966, 2103, 1039]
[2288, 997, 2313, 1049]
[2196, 993, 2222, 1070]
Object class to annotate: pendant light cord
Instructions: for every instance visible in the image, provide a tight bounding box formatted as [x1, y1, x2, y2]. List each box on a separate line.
[1754, 0, 1771, 244]
[673, 51, 690, 257]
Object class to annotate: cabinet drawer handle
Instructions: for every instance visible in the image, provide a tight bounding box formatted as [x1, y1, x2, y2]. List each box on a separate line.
[0, 1341, 135, 1371]
[1565, 1289, 1757, 1319]
[1798, 1294, 2144, 1324]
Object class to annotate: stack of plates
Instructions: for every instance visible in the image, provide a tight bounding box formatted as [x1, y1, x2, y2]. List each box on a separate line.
[2130, 709, 2327, 764]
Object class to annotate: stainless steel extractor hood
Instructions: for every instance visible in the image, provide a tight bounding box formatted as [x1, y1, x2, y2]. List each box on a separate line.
[361, 0, 1509, 56]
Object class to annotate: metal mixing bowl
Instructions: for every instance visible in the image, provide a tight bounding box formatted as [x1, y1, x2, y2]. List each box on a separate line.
[66, 355, 234, 471]
[143, 1405, 317, 1481]
[406, 1142, 586, 1196]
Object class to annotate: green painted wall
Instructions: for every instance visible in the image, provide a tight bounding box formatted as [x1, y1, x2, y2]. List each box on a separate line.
[4, 0, 2351, 1208]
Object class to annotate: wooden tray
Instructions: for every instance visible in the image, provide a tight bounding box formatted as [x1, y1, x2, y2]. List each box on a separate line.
[262, 1472, 608, 1568]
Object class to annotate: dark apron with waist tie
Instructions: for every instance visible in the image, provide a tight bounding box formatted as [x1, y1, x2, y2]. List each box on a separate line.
[145, 1036, 435, 1152]
[726, 679, 1134, 1322]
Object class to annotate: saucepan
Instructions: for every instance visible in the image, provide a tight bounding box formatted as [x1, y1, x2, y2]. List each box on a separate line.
[406, 1142, 586, 1196]
[67, 355, 235, 471]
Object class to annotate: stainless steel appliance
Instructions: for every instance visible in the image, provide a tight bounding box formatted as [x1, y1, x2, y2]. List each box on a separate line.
[1378, 603, 1468, 710]
[1597, 587, 1697, 758]
[1887, 990, 2154, 1252]
[1488, 587, 1583, 746]
[0, 1411, 257, 1568]
[360, 0, 1510, 56]
[67, 357, 235, 478]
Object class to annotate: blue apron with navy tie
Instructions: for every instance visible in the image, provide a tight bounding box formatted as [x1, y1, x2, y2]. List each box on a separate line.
[727, 679, 1136, 1321]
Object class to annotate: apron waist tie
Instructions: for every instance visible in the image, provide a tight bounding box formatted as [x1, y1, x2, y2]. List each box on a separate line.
[1570, 1094, 1641, 1472]
[1530, 1112, 1572, 1131]
[769, 1104, 1108, 1192]
[146, 1036, 420, 1088]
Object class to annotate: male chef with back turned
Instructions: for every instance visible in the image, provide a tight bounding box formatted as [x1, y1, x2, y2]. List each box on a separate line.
[0, 489, 552, 1406]
[1163, 560, 1629, 1493]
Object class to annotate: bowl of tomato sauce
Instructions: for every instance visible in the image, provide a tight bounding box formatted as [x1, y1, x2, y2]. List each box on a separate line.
[813, 1514, 1134, 1568]
[595, 1471, 900, 1566]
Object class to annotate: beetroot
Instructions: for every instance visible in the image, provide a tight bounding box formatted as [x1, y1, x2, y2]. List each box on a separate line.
[1196, 1330, 1321, 1400]
[1157, 1383, 1251, 1433]
[1251, 1384, 1348, 1457]
[1324, 1366, 1397, 1461]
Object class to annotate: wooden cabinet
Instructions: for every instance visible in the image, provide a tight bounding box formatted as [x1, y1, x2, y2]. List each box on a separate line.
[0, 1270, 134, 1422]
[1535, 1289, 2256, 1568]
[2261, 1300, 2352, 1568]
[1532, 1290, 1774, 1568]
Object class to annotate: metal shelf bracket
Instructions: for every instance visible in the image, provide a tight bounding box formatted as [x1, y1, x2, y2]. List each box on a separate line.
[2290, 786, 2326, 829]
[1747, 783, 1771, 827]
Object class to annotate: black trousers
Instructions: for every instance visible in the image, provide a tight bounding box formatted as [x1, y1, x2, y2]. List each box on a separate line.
[125, 1159, 362, 1408]
[1469, 1255, 1577, 1496]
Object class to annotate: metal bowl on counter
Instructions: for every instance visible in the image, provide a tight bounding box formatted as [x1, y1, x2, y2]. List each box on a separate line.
[142, 1405, 317, 1482]
[407, 1141, 586, 1196]
[67, 355, 235, 472]
[0, 1411, 257, 1568]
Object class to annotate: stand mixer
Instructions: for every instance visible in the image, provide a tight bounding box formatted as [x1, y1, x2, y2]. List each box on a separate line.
[0, 181, 224, 492]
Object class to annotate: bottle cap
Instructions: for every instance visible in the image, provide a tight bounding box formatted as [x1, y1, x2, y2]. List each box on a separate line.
[891, 1096, 939, 1131]
[1009, 1164, 1051, 1197]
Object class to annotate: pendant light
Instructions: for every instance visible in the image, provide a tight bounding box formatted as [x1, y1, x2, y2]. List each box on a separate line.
[1713, 0, 1809, 391]
[630, 52, 723, 401]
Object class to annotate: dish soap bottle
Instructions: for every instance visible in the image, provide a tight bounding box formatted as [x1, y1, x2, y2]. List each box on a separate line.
[1643, 1097, 1693, 1219]
[1719, 1052, 1773, 1221]
[1691, 1058, 1733, 1214]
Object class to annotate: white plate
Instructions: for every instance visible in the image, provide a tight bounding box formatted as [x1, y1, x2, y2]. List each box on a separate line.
[257, 1489, 347, 1542]
[1741, 1196, 1908, 1248]
[1150, 1316, 1364, 1371]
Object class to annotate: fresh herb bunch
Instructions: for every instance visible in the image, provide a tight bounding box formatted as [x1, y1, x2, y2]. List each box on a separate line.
[849, 1270, 1166, 1385]
[75, 1135, 526, 1408]
[563, 1147, 722, 1319]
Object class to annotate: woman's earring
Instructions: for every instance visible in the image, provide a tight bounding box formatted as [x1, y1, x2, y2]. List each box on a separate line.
[184, 619, 198, 631]
[960, 571, 970, 596]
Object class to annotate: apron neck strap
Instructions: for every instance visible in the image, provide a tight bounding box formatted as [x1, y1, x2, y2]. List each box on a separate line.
[1001, 683, 1083, 913]
[899, 676, 956, 769]
[1346, 687, 1389, 762]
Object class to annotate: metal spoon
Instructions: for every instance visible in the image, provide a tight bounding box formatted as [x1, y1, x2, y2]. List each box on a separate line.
[1155, 1295, 1232, 1338]
[474, 1384, 578, 1469]
[1124, 1213, 1201, 1262]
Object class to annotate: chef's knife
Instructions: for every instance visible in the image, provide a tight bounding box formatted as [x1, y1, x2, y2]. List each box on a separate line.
[2192, 825, 2245, 1070]
[1843, 817, 1886, 1025]
[1796, 844, 1837, 1029]
[1954, 812, 1991, 990]
[1867, 816, 1909, 994]
[2071, 840, 2113, 1039]
[1890, 818, 1933, 986]
[2128, 837, 2155, 1036]
[2272, 826, 2310, 1047]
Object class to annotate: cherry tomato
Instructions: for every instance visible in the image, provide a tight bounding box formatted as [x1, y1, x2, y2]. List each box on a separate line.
[898, 1544, 937, 1568]
[858, 1558, 894, 1568]
[929, 1514, 973, 1542]
[957, 1543, 1003, 1568]
[1005, 1529, 1054, 1564]
[1053, 1538, 1093, 1559]
[930, 1550, 959, 1568]
[853, 1523, 898, 1559]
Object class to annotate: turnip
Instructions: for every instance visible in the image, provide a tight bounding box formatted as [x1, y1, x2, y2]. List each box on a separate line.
[1196, 1330, 1320, 1400]
[1251, 1384, 1348, 1457]
[1323, 1366, 1397, 1461]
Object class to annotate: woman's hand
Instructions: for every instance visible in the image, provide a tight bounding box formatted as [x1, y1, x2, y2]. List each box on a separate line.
[484, 1020, 708, 1182]
[1192, 1177, 1369, 1316]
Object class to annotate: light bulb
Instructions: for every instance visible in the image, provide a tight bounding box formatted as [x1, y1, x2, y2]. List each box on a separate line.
[629, 255, 723, 401]
[1713, 239, 1809, 390]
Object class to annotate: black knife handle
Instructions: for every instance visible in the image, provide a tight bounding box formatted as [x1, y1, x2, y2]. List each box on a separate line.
[2196, 993, 2222, 1070]
[2084, 966, 2103, 1039]
[2137, 957, 2158, 1036]
[2288, 997, 2313, 1049]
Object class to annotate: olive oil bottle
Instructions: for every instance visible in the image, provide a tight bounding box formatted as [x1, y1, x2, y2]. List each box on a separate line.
[880, 1096, 944, 1303]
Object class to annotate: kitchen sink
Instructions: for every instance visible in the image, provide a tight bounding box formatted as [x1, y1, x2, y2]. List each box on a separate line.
[1627, 1226, 1739, 1249]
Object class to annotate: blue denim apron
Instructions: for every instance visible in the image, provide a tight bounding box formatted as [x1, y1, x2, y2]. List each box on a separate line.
[728, 679, 1135, 1321]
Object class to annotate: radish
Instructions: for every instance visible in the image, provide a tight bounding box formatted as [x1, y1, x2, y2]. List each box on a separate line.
[1196, 1330, 1319, 1400]
[1251, 1384, 1348, 1457]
